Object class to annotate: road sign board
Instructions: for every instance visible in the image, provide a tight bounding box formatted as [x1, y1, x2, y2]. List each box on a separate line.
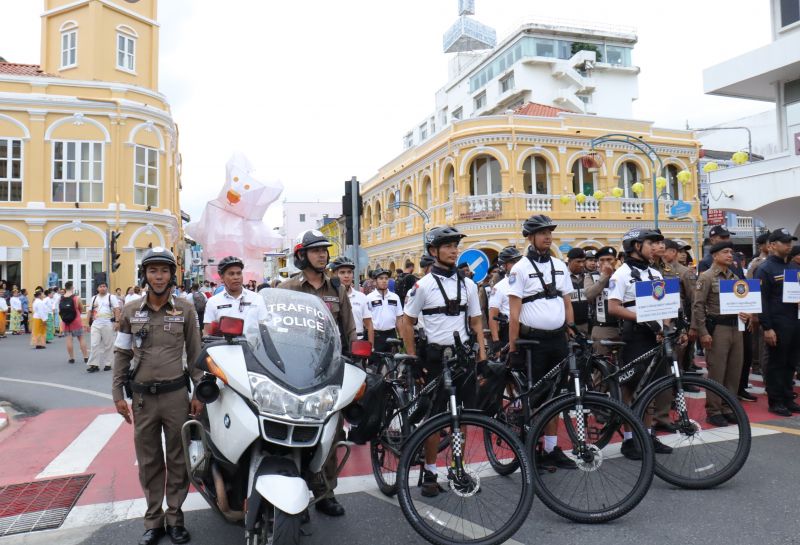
[707, 209, 726, 225]
[457, 249, 490, 283]
[669, 200, 692, 218]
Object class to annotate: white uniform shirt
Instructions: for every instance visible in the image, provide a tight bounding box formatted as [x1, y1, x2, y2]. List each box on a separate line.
[508, 255, 573, 330]
[10, 296, 22, 311]
[47, 295, 56, 316]
[348, 287, 372, 335]
[0, 297, 7, 312]
[488, 277, 511, 316]
[124, 293, 143, 305]
[90, 294, 119, 326]
[404, 272, 481, 346]
[33, 298, 49, 320]
[52, 292, 61, 315]
[204, 288, 265, 325]
[608, 262, 663, 320]
[366, 289, 402, 331]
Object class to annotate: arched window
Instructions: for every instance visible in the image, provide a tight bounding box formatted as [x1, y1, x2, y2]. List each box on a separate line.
[363, 204, 372, 228]
[469, 155, 501, 196]
[387, 191, 396, 221]
[443, 165, 455, 199]
[421, 177, 432, 209]
[522, 155, 550, 194]
[59, 21, 78, 69]
[663, 164, 681, 200]
[375, 201, 382, 225]
[571, 159, 596, 196]
[617, 161, 640, 199]
[401, 185, 413, 217]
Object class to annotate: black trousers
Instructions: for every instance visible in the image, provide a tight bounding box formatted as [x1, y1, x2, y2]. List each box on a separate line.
[510, 334, 568, 407]
[764, 319, 800, 405]
[738, 330, 752, 393]
[373, 329, 397, 353]
[620, 324, 663, 387]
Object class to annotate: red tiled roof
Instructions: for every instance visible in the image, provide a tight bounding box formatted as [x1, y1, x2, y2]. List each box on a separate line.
[513, 102, 569, 118]
[0, 62, 55, 77]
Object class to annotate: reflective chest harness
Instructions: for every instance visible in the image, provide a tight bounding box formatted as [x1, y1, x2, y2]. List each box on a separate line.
[421, 266, 470, 336]
[521, 252, 563, 304]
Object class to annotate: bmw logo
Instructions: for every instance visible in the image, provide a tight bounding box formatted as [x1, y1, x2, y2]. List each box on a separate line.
[224, 415, 231, 429]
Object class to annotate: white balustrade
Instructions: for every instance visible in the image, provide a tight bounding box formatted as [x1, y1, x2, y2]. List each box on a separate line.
[524, 195, 553, 212]
[619, 199, 645, 215]
[459, 194, 505, 219]
[575, 198, 600, 213]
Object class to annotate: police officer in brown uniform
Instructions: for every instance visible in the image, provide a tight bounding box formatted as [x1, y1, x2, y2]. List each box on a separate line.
[112, 247, 203, 545]
[690, 241, 748, 427]
[584, 246, 621, 356]
[567, 248, 590, 336]
[662, 240, 697, 372]
[278, 229, 356, 517]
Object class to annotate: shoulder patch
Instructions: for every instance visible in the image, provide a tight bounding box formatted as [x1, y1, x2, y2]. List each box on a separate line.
[490, 287, 497, 296]
[696, 280, 703, 290]
[508, 272, 517, 285]
[609, 279, 616, 290]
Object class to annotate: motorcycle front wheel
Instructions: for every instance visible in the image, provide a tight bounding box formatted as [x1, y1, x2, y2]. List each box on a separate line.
[246, 506, 301, 545]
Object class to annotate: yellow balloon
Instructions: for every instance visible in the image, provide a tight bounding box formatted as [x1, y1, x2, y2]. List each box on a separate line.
[560, 194, 571, 205]
[677, 169, 692, 184]
[631, 182, 645, 195]
[576, 193, 587, 204]
[593, 190, 605, 201]
[732, 151, 748, 165]
[702, 162, 719, 172]
[611, 187, 624, 198]
[656, 176, 667, 190]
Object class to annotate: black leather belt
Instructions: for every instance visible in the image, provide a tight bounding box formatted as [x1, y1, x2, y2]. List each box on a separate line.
[131, 376, 187, 395]
[708, 315, 738, 326]
[622, 301, 636, 308]
[520, 324, 566, 339]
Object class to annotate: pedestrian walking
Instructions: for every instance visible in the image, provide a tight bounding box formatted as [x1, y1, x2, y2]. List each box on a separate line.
[20, 288, 30, 334]
[9, 288, 23, 334]
[86, 282, 121, 372]
[52, 288, 62, 337]
[113, 247, 203, 545]
[60, 281, 89, 364]
[30, 289, 48, 349]
[0, 288, 8, 338]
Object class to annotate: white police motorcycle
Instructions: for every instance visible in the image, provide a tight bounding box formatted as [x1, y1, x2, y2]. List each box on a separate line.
[181, 290, 366, 544]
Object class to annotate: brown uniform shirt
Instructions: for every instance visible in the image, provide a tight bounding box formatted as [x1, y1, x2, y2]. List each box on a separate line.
[746, 255, 768, 279]
[112, 295, 202, 402]
[278, 272, 357, 348]
[691, 264, 736, 337]
[657, 259, 695, 314]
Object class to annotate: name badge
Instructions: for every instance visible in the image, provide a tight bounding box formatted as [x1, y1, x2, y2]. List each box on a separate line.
[322, 296, 339, 303]
[529, 273, 543, 279]
[372, 300, 383, 307]
[164, 316, 184, 323]
[554, 271, 564, 276]
[217, 304, 233, 309]
[130, 317, 148, 324]
[388, 300, 398, 306]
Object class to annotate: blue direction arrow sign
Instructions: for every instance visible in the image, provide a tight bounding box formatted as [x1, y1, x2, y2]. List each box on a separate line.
[558, 243, 572, 254]
[669, 200, 692, 218]
[458, 249, 490, 283]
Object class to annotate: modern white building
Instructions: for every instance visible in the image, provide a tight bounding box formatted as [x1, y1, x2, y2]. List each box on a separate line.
[404, 14, 640, 150]
[702, 0, 800, 236]
[279, 201, 342, 251]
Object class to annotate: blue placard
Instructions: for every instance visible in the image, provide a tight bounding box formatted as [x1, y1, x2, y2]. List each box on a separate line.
[633, 278, 681, 322]
[457, 249, 490, 283]
[669, 200, 692, 218]
[719, 279, 762, 314]
[784, 269, 800, 303]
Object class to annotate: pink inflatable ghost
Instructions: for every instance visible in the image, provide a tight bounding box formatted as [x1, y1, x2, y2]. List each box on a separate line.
[186, 153, 283, 283]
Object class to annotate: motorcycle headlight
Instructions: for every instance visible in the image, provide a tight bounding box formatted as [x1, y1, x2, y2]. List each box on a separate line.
[249, 373, 339, 421]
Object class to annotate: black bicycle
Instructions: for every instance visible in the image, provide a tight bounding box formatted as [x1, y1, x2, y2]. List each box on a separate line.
[601, 325, 751, 489]
[396, 333, 534, 545]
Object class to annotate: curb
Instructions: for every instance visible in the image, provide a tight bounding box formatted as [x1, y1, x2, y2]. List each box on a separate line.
[0, 406, 8, 432]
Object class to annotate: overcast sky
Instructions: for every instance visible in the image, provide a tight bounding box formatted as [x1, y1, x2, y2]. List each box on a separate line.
[1, 0, 773, 228]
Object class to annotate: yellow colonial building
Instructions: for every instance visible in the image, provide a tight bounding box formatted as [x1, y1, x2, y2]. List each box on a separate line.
[361, 105, 702, 271]
[0, 0, 183, 298]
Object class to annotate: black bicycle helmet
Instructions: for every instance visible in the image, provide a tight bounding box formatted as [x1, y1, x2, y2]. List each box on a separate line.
[419, 253, 435, 268]
[217, 255, 244, 276]
[522, 214, 557, 236]
[328, 256, 355, 271]
[622, 228, 664, 254]
[370, 267, 390, 280]
[497, 246, 522, 265]
[138, 247, 177, 293]
[293, 230, 333, 272]
[425, 226, 466, 252]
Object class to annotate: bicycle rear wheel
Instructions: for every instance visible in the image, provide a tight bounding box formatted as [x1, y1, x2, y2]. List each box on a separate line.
[526, 394, 654, 523]
[634, 375, 751, 489]
[371, 387, 408, 496]
[482, 387, 524, 476]
[397, 412, 534, 545]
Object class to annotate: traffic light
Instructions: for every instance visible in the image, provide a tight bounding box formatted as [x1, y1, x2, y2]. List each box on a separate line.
[110, 230, 121, 272]
[342, 178, 363, 246]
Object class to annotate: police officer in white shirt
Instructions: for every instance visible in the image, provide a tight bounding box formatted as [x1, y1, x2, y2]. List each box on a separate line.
[507, 214, 577, 470]
[608, 228, 674, 459]
[204, 256, 264, 335]
[400, 226, 487, 497]
[366, 268, 403, 352]
[488, 246, 522, 355]
[329, 256, 374, 345]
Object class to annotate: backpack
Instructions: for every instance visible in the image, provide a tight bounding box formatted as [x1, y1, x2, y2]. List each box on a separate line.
[192, 291, 207, 314]
[59, 295, 77, 324]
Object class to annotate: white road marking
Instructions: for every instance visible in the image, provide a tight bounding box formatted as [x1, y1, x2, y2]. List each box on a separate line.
[36, 414, 124, 479]
[0, 376, 113, 400]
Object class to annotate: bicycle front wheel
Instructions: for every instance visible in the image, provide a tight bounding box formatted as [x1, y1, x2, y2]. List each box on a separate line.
[371, 387, 408, 496]
[397, 412, 534, 545]
[635, 375, 751, 489]
[526, 394, 654, 523]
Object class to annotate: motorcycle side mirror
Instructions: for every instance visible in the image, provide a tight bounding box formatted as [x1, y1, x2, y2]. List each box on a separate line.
[351, 340, 372, 358]
[219, 316, 244, 339]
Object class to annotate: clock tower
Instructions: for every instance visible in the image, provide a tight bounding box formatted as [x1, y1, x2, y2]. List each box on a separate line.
[40, 0, 160, 91]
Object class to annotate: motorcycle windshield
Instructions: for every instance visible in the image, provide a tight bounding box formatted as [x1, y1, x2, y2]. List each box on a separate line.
[244, 289, 343, 394]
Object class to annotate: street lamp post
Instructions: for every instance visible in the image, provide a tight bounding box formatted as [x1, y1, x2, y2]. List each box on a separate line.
[590, 133, 665, 229]
[392, 199, 430, 252]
